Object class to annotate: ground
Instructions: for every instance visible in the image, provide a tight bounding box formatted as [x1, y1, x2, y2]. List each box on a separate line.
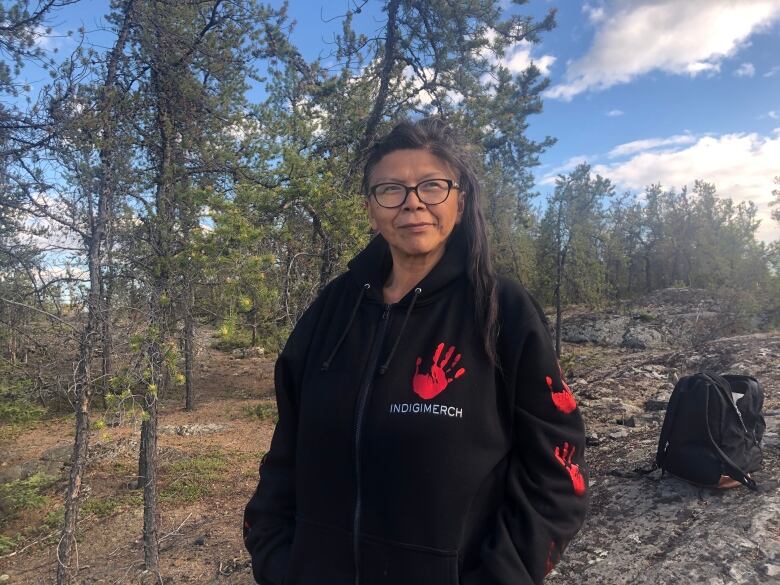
[0, 316, 778, 584]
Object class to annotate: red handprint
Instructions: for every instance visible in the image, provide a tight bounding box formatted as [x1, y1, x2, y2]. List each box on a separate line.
[545, 541, 559, 576]
[554, 442, 586, 496]
[546, 368, 577, 414]
[412, 342, 466, 400]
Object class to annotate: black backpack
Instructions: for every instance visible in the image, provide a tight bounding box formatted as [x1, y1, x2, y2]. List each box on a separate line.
[655, 372, 765, 490]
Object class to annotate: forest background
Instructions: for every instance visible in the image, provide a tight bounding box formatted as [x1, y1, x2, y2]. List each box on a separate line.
[1, 0, 779, 583]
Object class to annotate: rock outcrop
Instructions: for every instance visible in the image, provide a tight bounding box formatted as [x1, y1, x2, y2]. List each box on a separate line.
[548, 326, 780, 585]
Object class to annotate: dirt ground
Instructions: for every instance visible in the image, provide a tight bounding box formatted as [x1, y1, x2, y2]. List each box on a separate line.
[0, 328, 777, 584]
[0, 335, 277, 585]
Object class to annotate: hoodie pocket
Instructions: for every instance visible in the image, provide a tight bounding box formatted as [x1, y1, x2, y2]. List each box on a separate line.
[360, 532, 459, 585]
[286, 519, 353, 585]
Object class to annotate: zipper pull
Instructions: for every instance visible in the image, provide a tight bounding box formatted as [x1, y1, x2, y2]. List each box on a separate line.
[382, 304, 391, 320]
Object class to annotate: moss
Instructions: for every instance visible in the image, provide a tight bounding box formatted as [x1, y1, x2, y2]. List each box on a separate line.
[82, 492, 142, 518]
[160, 452, 229, 504]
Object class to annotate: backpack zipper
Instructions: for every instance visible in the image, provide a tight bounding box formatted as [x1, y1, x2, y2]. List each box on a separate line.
[353, 303, 392, 585]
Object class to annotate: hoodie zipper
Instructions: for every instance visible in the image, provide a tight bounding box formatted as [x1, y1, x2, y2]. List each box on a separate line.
[353, 303, 392, 585]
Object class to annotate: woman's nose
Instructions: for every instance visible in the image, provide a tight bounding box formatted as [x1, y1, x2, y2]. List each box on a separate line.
[402, 188, 426, 210]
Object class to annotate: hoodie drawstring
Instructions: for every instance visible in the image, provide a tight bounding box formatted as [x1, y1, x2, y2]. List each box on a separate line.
[378, 287, 421, 375]
[321, 283, 370, 371]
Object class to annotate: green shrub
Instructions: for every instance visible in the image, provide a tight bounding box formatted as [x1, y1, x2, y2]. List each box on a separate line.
[633, 310, 655, 322]
[0, 533, 22, 555]
[213, 313, 252, 351]
[0, 400, 44, 424]
[0, 379, 44, 425]
[0, 473, 56, 523]
[246, 401, 278, 424]
[41, 506, 64, 532]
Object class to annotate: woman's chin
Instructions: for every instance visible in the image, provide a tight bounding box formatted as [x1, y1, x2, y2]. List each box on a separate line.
[390, 242, 445, 261]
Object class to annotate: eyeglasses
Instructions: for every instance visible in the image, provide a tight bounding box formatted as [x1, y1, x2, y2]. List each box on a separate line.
[368, 179, 459, 208]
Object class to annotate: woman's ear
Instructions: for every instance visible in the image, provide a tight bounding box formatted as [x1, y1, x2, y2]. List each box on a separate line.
[365, 198, 378, 231]
[456, 192, 465, 223]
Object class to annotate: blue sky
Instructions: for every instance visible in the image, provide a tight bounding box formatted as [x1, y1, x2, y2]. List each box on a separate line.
[23, 0, 780, 242]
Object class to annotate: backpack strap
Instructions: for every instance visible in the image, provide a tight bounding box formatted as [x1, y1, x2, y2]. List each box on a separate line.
[655, 379, 686, 470]
[701, 374, 758, 491]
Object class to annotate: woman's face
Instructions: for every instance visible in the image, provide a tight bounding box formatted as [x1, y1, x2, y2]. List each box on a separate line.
[366, 148, 464, 264]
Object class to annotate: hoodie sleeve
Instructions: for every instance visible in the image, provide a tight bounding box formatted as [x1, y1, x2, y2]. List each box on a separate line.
[243, 299, 321, 585]
[461, 282, 588, 585]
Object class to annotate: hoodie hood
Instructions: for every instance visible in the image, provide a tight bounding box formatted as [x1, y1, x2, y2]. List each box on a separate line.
[346, 225, 469, 306]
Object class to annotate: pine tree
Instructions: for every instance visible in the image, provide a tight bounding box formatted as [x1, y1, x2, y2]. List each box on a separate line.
[536, 163, 613, 355]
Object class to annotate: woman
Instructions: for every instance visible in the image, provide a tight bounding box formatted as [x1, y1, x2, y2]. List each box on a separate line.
[243, 118, 587, 585]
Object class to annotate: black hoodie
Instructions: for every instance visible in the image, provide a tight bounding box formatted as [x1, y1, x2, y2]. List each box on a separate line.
[243, 227, 587, 585]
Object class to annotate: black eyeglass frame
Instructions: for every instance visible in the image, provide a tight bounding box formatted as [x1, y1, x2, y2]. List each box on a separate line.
[368, 179, 460, 209]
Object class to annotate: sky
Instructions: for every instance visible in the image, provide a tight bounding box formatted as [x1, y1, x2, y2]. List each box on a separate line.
[20, 0, 780, 243]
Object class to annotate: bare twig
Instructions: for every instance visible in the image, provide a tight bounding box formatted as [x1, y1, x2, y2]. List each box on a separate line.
[158, 512, 193, 543]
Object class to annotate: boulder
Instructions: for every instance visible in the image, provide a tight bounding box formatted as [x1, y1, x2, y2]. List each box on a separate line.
[622, 325, 666, 350]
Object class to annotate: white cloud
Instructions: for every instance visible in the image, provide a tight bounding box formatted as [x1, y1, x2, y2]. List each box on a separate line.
[502, 40, 556, 76]
[606, 109, 624, 117]
[764, 65, 780, 77]
[768, 110, 780, 119]
[592, 130, 780, 242]
[479, 29, 556, 77]
[607, 134, 696, 158]
[583, 2, 606, 23]
[734, 62, 756, 77]
[402, 66, 464, 107]
[539, 155, 592, 185]
[546, 0, 780, 101]
[33, 25, 74, 53]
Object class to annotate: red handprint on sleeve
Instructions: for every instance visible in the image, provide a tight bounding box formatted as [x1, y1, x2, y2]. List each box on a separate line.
[412, 342, 466, 400]
[546, 369, 577, 414]
[554, 442, 586, 496]
[545, 541, 559, 576]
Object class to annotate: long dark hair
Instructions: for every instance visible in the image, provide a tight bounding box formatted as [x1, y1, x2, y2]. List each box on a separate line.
[361, 118, 499, 365]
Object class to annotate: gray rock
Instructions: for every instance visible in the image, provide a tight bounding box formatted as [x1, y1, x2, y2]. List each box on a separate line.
[231, 346, 265, 359]
[622, 325, 666, 349]
[158, 423, 228, 436]
[560, 315, 630, 346]
[608, 428, 629, 439]
[0, 463, 23, 484]
[645, 391, 672, 412]
[632, 412, 663, 428]
[41, 443, 72, 462]
[21, 458, 63, 479]
[548, 411, 780, 585]
[244, 346, 265, 358]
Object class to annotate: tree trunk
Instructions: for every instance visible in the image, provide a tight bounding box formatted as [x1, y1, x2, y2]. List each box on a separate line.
[138, 43, 177, 572]
[56, 4, 133, 582]
[140, 395, 159, 570]
[137, 425, 147, 490]
[184, 290, 195, 411]
[101, 247, 115, 398]
[56, 353, 92, 584]
[343, 0, 400, 186]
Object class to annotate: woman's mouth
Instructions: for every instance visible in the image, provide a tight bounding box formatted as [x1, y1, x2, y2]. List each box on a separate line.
[399, 222, 434, 232]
